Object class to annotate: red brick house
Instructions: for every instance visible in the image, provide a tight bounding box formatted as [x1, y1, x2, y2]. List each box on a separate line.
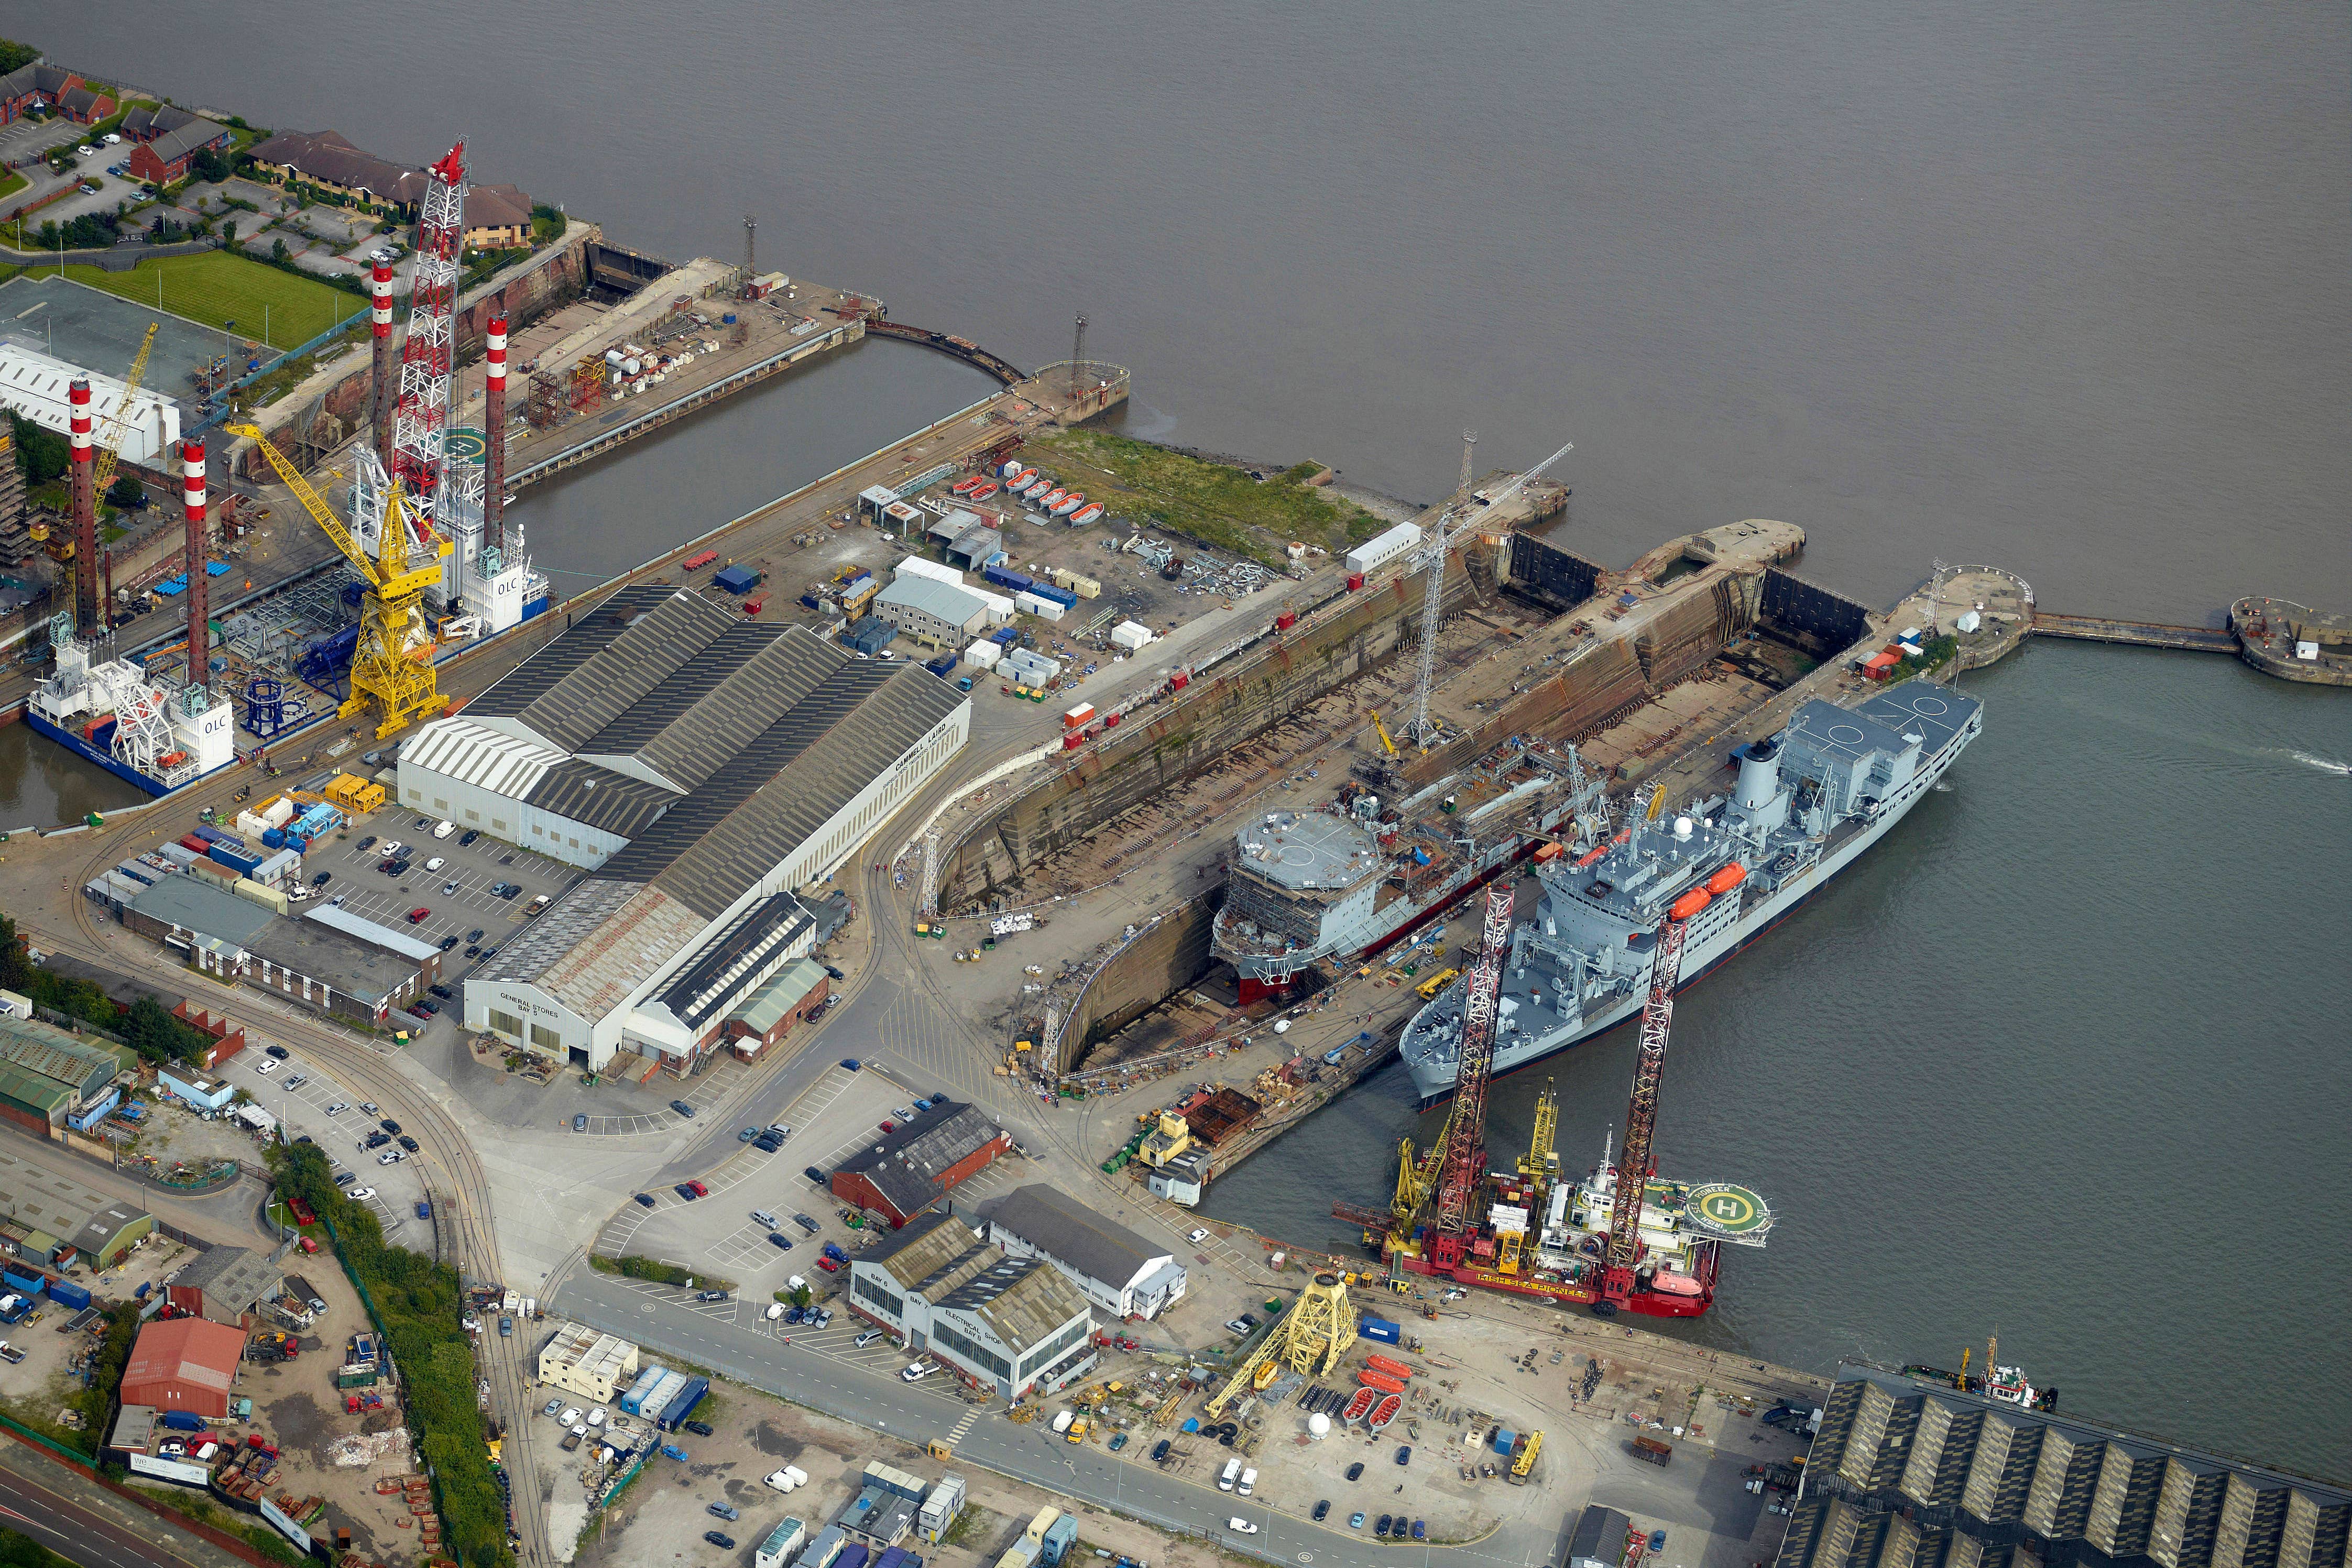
[831, 1102, 1013, 1228]
[127, 114, 232, 185]
[54, 84, 115, 124]
[0, 63, 82, 125]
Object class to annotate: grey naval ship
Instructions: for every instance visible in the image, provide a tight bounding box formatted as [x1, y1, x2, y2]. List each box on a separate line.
[1401, 678, 1982, 1104]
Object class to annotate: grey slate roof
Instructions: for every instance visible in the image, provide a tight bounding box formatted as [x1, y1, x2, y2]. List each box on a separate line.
[837, 1102, 1008, 1219]
[1776, 1366, 2351, 1568]
[141, 115, 231, 168]
[975, 1184, 1172, 1290]
[245, 919, 426, 1005]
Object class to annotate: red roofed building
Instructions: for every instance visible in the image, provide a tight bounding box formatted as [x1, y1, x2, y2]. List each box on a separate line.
[830, 1100, 1012, 1228]
[119, 1316, 244, 1418]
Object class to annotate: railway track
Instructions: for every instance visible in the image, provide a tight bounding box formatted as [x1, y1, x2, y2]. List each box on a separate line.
[51, 828, 559, 1568]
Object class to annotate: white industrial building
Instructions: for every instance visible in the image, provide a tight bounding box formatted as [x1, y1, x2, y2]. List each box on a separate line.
[415, 586, 967, 1072]
[973, 1184, 1188, 1321]
[873, 576, 990, 652]
[0, 343, 181, 467]
[847, 1210, 1098, 1402]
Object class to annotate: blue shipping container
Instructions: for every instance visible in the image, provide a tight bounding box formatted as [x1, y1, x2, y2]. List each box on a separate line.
[1492, 1427, 1516, 1456]
[983, 566, 1033, 592]
[836, 1548, 870, 1568]
[0, 1270, 43, 1295]
[261, 828, 287, 849]
[46, 1279, 91, 1311]
[115, 862, 157, 886]
[1031, 584, 1078, 609]
[209, 845, 262, 875]
[1040, 1516, 1078, 1566]
[1359, 1317, 1402, 1344]
[713, 564, 761, 594]
[191, 826, 234, 845]
[657, 1374, 709, 1430]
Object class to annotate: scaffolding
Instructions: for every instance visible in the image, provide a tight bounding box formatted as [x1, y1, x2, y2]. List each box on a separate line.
[1204, 1273, 1360, 1419]
[220, 566, 363, 681]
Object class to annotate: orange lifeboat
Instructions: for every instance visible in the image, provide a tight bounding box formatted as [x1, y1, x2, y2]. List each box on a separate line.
[1705, 863, 1747, 895]
[1669, 887, 1711, 922]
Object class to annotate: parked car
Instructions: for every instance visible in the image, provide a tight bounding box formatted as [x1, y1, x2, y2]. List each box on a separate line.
[1414, 1521, 1427, 1541]
[574, 1114, 588, 1132]
[311, 871, 333, 886]
[670, 1100, 696, 1118]
[632, 1193, 656, 1208]
[406, 906, 430, 923]
[803, 1168, 826, 1186]
[334, 1171, 357, 1187]
[703, 1533, 734, 1550]
[355, 836, 376, 852]
[398, 1136, 419, 1152]
[429, 984, 454, 1000]
[466, 927, 484, 941]
[685, 1179, 707, 1196]
[738, 1127, 759, 1143]
[460, 830, 479, 846]
[706, 1500, 736, 1519]
[855, 1330, 885, 1348]
[266, 1045, 290, 1060]
[436, 936, 457, 953]
[1346, 1462, 1364, 1481]
[498, 1316, 512, 1336]
[325, 1101, 348, 1116]
[424, 857, 445, 872]
[768, 1234, 792, 1251]
[542, 1399, 564, 1418]
[377, 1150, 406, 1165]
[816, 1257, 840, 1273]
[256, 1058, 279, 1075]
[1395, 1444, 1412, 1465]
[839, 1058, 861, 1071]
[674, 1183, 700, 1201]
[794, 1213, 821, 1233]
[1312, 1501, 1331, 1522]
[1189, 1227, 1211, 1243]
[1228, 1520, 1259, 1536]
[696, 1289, 728, 1302]
[1350, 1513, 1365, 1530]
[901, 1361, 936, 1383]
[349, 1187, 376, 1201]
[365, 1133, 391, 1150]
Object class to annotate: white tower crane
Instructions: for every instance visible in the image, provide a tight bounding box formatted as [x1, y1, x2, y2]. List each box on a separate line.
[1406, 436, 1576, 745]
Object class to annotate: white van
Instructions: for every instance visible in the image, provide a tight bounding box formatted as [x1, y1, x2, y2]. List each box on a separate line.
[1238, 1467, 1257, 1497]
[1219, 1456, 1242, 1492]
[764, 1302, 785, 1321]
[432, 820, 455, 839]
[1052, 1410, 1075, 1434]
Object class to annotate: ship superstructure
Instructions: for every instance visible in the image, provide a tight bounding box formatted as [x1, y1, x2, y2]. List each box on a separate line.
[27, 613, 236, 795]
[1401, 678, 1982, 1102]
[1212, 745, 1578, 1002]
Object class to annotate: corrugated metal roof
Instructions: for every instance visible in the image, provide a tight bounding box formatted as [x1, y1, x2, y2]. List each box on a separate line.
[572, 622, 786, 760]
[0, 1016, 134, 1095]
[605, 660, 962, 919]
[862, 1211, 997, 1298]
[620, 629, 845, 793]
[0, 1147, 147, 1237]
[647, 893, 813, 1030]
[523, 760, 678, 836]
[939, 1256, 1091, 1352]
[730, 958, 827, 1034]
[399, 717, 568, 797]
[513, 590, 741, 752]
[976, 1184, 1172, 1290]
[494, 882, 709, 1022]
[838, 1103, 1007, 1218]
[301, 903, 441, 961]
[459, 584, 671, 726]
[480, 879, 646, 987]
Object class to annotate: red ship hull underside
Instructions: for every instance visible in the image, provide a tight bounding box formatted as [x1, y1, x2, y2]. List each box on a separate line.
[1390, 1242, 1718, 1319]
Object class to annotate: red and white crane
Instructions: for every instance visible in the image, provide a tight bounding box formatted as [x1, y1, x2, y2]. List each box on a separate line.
[388, 140, 469, 551]
[1598, 913, 1690, 1312]
[1423, 883, 1519, 1269]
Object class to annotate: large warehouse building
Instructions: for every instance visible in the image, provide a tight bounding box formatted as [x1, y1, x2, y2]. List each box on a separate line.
[421, 587, 968, 1071]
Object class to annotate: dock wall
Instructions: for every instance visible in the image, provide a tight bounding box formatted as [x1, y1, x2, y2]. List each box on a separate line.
[1056, 897, 1221, 1072]
[936, 558, 1485, 912]
[1759, 568, 1872, 659]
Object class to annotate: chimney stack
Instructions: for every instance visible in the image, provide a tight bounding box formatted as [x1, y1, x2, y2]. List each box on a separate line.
[182, 439, 209, 691]
[68, 377, 99, 635]
[485, 313, 508, 552]
[370, 260, 397, 458]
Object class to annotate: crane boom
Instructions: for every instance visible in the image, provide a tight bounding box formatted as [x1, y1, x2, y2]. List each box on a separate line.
[1600, 914, 1690, 1309]
[1424, 883, 1517, 1268]
[89, 323, 159, 498]
[224, 425, 446, 600]
[1407, 439, 1573, 744]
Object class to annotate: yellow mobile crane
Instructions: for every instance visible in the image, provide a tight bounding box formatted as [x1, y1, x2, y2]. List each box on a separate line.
[1497, 1078, 1559, 1276]
[1368, 709, 1401, 758]
[225, 426, 451, 737]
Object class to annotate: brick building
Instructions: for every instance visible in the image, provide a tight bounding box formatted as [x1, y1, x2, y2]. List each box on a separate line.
[121, 877, 438, 1027]
[464, 183, 534, 248]
[830, 1102, 1012, 1228]
[722, 959, 829, 1060]
[0, 1014, 135, 1139]
[0, 64, 83, 125]
[245, 129, 426, 213]
[125, 111, 232, 185]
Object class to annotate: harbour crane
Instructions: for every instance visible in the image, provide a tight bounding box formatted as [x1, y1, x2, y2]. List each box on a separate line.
[1405, 437, 1574, 745]
[90, 322, 159, 500]
[1422, 882, 1518, 1269]
[1596, 911, 1691, 1314]
[225, 426, 451, 737]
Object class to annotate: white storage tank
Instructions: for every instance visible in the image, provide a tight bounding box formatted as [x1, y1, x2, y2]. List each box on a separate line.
[1344, 521, 1423, 576]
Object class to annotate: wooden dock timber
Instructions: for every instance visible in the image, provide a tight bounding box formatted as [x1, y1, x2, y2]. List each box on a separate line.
[2031, 611, 2238, 654]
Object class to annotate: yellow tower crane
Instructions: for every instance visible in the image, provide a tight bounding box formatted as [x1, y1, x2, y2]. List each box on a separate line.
[225, 425, 451, 737]
[1497, 1079, 1558, 1277]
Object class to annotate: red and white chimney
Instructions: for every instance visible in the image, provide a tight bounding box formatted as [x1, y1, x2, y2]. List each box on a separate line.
[370, 260, 398, 458]
[68, 377, 100, 634]
[182, 438, 209, 688]
[485, 313, 509, 552]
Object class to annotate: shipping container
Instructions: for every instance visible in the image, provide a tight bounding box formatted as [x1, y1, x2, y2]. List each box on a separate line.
[45, 1278, 90, 1311]
[983, 566, 1033, 593]
[962, 640, 1001, 671]
[1062, 704, 1096, 729]
[177, 834, 212, 854]
[658, 1374, 710, 1430]
[1168, 670, 1190, 691]
[160, 843, 200, 865]
[1276, 610, 1298, 630]
[232, 879, 289, 915]
[191, 826, 238, 846]
[1013, 591, 1065, 622]
[1359, 1317, 1402, 1345]
[743, 597, 767, 616]
[714, 564, 761, 594]
[209, 844, 261, 875]
[115, 862, 158, 886]
[0, 1270, 42, 1296]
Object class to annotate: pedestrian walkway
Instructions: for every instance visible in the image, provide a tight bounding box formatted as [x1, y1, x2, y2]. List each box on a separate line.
[0, 1434, 250, 1568]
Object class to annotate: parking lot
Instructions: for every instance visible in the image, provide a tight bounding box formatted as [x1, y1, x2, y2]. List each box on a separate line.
[589, 1060, 1030, 1304]
[309, 809, 584, 1028]
[208, 1046, 434, 1237]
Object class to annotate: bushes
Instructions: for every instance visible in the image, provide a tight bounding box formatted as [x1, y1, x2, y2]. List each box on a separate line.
[269, 1144, 512, 1568]
[0, 920, 211, 1066]
[6, 414, 69, 486]
[79, 1299, 141, 1448]
[587, 1255, 735, 1291]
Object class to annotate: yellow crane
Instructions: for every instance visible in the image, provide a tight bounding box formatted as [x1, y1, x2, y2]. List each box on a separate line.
[90, 323, 159, 500]
[225, 424, 452, 737]
[1368, 708, 1400, 758]
[1517, 1077, 1559, 1193]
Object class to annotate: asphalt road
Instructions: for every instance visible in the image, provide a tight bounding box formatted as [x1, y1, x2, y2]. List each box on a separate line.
[551, 1267, 1576, 1568]
[0, 1461, 228, 1568]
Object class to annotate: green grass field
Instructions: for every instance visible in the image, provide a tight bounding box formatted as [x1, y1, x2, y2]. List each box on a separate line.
[50, 249, 362, 350]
